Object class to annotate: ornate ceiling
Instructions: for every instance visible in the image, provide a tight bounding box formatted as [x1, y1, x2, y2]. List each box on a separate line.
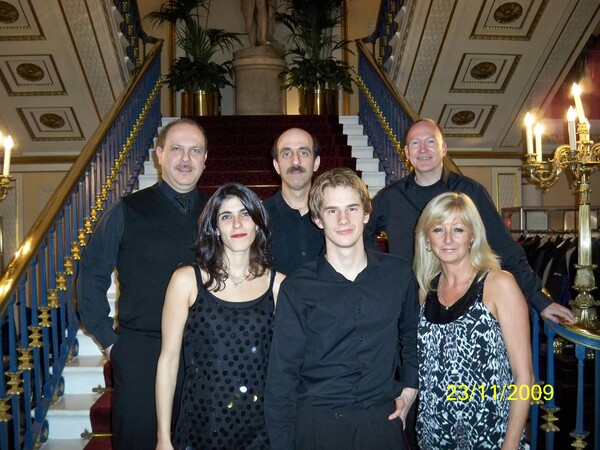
[0, 0, 130, 158]
[0, 0, 599, 160]
[385, 0, 600, 152]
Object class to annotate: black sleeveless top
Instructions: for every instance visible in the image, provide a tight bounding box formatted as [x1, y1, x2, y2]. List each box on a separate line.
[173, 265, 276, 449]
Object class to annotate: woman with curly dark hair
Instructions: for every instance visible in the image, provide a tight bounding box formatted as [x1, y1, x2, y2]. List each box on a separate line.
[156, 183, 285, 450]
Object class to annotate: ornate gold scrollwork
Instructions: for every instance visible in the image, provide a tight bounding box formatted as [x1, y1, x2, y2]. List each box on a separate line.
[27, 325, 43, 348]
[5, 371, 23, 395]
[78, 228, 87, 247]
[63, 256, 74, 275]
[0, 397, 12, 422]
[17, 348, 33, 371]
[540, 406, 560, 432]
[38, 307, 52, 328]
[56, 273, 67, 291]
[354, 75, 412, 171]
[90, 208, 98, 223]
[47, 289, 60, 309]
[71, 242, 81, 260]
[84, 217, 93, 235]
[95, 197, 104, 212]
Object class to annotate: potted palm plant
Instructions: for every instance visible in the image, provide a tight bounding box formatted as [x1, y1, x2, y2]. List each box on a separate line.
[146, 0, 242, 116]
[278, 0, 353, 114]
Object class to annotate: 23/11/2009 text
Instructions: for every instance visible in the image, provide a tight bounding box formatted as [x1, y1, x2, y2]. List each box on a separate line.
[446, 384, 554, 402]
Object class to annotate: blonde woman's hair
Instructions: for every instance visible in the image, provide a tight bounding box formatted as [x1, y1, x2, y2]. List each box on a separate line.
[413, 192, 501, 292]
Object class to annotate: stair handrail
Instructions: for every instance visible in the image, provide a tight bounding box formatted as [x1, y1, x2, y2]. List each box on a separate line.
[0, 36, 163, 449]
[113, 0, 159, 69]
[360, 0, 403, 67]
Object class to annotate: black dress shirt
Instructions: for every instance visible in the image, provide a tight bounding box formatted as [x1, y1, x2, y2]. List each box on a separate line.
[263, 190, 324, 275]
[264, 250, 419, 449]
[364, 168, 552, 313]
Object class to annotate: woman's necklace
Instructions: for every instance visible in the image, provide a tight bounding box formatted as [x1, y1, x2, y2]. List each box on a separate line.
[229, 273, 250, 288]
[438, 270, 477, 310]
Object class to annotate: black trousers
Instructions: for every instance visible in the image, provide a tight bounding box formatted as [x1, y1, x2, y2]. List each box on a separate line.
[110, 331, 161, 450]
[295, 401, 410, 450]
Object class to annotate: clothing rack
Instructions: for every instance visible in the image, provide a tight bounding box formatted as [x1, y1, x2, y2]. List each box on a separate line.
[501, 206, 600, 234]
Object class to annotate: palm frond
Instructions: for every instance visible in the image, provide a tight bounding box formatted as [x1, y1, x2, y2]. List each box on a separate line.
[145, 0, 209, 27]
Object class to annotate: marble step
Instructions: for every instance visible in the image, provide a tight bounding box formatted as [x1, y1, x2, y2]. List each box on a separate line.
[45, 393, 100, 440]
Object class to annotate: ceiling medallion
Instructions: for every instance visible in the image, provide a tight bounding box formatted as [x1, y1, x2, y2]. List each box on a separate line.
[494, 2, 523, 24]
[40, 113, 66, 129]
[0, 1, 19, 24]
[451, 111, 476, 126]
[16, 63, 45, 82]
[470, 62, 497, 80]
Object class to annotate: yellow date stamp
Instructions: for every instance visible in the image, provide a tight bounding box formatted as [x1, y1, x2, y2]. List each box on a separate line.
[446, 384, 554, 402]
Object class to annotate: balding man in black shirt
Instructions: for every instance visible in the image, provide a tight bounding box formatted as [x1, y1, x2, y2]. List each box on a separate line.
[365, 118, 575, 325]
[264, 128, 324, 274]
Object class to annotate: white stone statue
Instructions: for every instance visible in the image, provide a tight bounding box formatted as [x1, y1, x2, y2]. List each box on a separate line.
[240, 0, 278, 46]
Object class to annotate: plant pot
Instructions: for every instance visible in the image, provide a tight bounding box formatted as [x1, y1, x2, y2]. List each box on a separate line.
[300, 89, 338, 115]
[180, 91, 195, 117]
[193, 90, 220, 116]
[180, 90, 221, 117]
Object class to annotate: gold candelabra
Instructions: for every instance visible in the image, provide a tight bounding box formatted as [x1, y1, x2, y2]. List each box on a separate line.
[0, 175, 14, 202]
[523, 105, 600, 330]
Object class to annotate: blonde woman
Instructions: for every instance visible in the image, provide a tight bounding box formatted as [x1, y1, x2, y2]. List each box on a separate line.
[413, 192, 533, 449]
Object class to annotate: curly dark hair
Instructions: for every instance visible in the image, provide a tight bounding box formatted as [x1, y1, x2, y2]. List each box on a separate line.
[194, 183, 272, 291]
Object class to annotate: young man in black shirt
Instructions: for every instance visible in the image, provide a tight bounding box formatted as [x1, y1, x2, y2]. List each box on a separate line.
[265, 168, 418, 449]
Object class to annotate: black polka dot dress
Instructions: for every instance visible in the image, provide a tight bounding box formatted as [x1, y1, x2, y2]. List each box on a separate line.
[173, 265, 275, 450]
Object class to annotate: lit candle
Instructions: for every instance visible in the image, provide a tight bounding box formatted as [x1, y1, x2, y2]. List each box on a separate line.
[3, 135, 13, 176]
[524, 113, 534, 155]
[567, 107, 577, 151]
[571, 83, 586, 123]
[534, 123, 543, 163]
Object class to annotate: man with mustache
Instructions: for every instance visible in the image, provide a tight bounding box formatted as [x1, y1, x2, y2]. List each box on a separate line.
[77, 119, 208, 449]
[264, 127, 324, 274]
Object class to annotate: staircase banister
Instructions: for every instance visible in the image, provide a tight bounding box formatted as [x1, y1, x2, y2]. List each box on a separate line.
[0, 39, 163, 316]
[355, 40, 461, 175]
[546, 320, 600, 350]
[355, 39, 418, 120]
[129, 0, 158, 45]
[360, 0, 390, 44]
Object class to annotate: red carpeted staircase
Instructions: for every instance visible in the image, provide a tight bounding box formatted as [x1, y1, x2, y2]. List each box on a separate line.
[83, 114, 358, 448]
[83, 362, 113, 449]
[193, 114, 357, 198]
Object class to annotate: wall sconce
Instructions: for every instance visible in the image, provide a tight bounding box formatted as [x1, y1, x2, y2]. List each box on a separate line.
[0, 132, 14, 202]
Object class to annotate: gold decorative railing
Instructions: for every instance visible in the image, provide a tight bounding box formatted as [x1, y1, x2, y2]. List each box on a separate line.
[0, 36, 163, 450]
